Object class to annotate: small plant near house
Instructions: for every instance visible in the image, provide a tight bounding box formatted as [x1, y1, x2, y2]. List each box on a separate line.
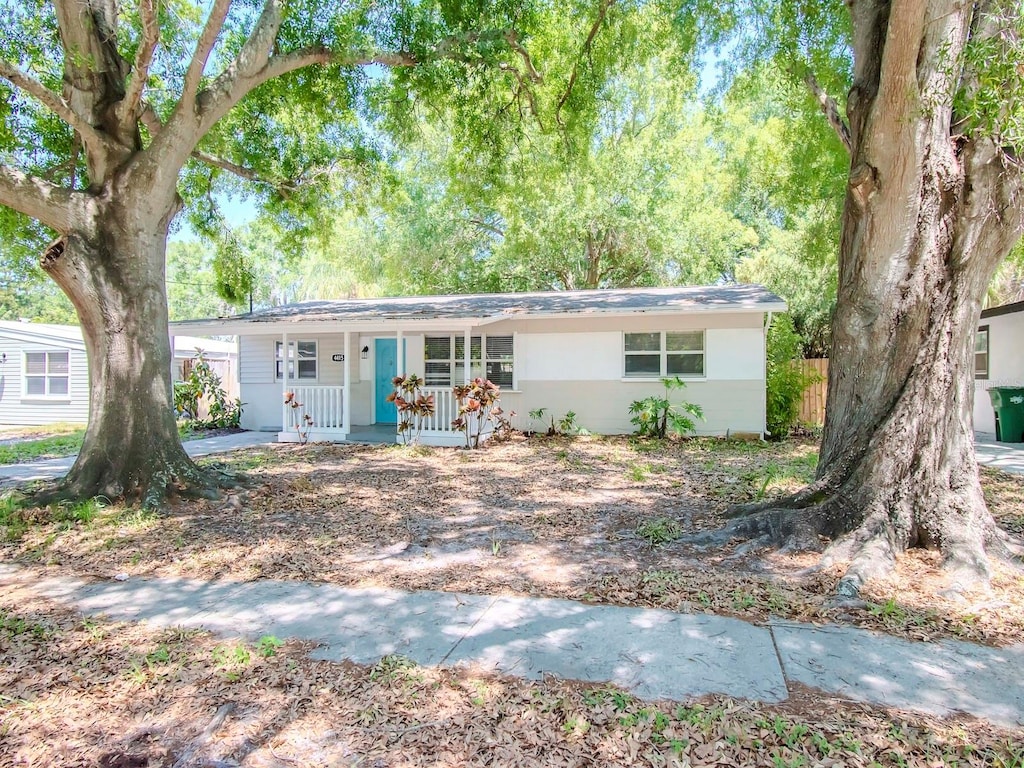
[452, 377, 510, 449]
[174, 351, 243, 430]
[528, 406, 586, 436]
[629, 377, 704, 438]
[284, 392, 313, 444]
[387, 374, 436, 445]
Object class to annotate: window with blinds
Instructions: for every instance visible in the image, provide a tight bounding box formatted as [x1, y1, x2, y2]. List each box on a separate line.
[424, 335, 513, 387]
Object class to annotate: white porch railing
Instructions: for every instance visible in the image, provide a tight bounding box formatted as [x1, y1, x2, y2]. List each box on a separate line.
[286, 385, 345, 430]
[417, 386, 458, 432]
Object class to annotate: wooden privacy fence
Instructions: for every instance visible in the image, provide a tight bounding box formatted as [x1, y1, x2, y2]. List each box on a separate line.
[798, 358, 829, 426]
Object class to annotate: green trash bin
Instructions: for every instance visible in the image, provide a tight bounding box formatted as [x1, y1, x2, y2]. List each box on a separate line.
[988, 387, 1024, 443]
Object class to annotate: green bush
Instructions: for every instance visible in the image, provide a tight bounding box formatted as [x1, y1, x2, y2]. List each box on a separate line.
[629, 377, 704, 439]
[766, 314, 820, 440]
[174, 351, 242, 430]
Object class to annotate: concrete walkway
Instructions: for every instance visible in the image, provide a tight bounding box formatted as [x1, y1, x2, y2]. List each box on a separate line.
[3, 565, 1021, 728]
[0, 430, 275, 485]
[975, 433, 1024, 476]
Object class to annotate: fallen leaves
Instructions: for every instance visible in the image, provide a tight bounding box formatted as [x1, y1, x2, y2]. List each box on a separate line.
[2, 436, 1024, 649]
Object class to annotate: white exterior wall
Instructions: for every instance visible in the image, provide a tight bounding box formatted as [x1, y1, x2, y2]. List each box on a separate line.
[237, 311, 768, 436]
[238, 333, 362, 431]
[0, 335, 89, 425]
[974, 305, 1024, 436]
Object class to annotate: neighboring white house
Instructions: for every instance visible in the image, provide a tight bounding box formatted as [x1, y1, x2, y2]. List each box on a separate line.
[0, 321, 237, 426]
[974, 300, 1024, 438]
[172, 285, 786, 445]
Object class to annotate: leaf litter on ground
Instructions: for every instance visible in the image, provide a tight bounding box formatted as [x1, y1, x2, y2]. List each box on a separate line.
[0, 586, 1021, 768]
[2, 436, 1024, 647]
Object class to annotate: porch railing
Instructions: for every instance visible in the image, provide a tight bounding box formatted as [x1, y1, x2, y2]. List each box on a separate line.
[285, 385, 345, 430]
[417, 386, 458, 432]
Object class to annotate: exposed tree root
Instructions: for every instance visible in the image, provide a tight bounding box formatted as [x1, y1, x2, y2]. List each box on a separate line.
[27, 459, 247, 511]
[684, 486, 1024, 600]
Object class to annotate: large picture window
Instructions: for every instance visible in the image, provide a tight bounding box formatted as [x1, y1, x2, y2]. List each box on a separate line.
[24, 350, 70, 397]
[975, 326, 989, 380]
[275, 340, 317, 381]
[624, 331, 704, 378]
[424, 334, 514, 388]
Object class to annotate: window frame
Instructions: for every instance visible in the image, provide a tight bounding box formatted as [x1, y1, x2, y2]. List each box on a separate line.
[22, 349, 71, 399]
[275, 340, 318, 382]
[975, 325, 990, 380]
[422, 333, 515, 389]
[623, 330, 706, 379]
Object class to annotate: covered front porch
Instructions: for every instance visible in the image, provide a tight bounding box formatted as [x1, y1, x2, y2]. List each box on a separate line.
[274, 326, 487, 447]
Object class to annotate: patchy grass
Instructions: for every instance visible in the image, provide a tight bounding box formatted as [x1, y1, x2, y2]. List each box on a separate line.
[0, 590, 1020, 768]
[0, 424, 239, 465]
[2, 436, 1024, 647]
[0, 428, 87, 464]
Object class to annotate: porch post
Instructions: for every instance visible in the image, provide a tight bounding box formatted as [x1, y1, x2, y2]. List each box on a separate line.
[342, 331, 351, 436]
[280, 331, 289, 432]
[463, 328, 471, 383]
[396, 328, 404, 377]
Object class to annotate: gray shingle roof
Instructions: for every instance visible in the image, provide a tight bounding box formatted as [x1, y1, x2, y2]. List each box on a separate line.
[203, 284, 785, 325]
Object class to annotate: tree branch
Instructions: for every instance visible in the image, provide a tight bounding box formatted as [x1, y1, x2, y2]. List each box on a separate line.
[182, 0, 233, 106]
[0, 60, 109, 151]
[120, 0, 161, 121]
[0, 165, 79, 232]
[191, 148, 282, 186]
[504, 31, 542, 83]
[803, 73, 853, 155]
[198, 47, 415, 133]
[556, 0, 616, 127]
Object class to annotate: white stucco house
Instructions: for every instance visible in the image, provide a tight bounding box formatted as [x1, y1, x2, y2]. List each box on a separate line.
[0, 321, 237, 426]
[974, 300, 1024, 438]
[172, 285, 786, 445]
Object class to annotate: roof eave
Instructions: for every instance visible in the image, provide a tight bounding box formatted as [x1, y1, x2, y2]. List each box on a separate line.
[170, 300, 788, 335]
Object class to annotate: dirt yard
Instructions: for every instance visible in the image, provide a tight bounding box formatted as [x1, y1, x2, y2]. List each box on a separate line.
[4, 435, 1024, 646]
[3, 435, 1024, 766]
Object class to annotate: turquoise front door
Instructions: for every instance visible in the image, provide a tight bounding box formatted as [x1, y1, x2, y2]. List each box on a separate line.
[375, 338, 398, 424]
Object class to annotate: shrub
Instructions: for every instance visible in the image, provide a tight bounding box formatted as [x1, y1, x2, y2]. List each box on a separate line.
[766, 314, 821, 440]
[175, 351, 242, 429]
[388, 374, 436, 445]
[629, 377, 704, 438]
[452, 378, 514, 449]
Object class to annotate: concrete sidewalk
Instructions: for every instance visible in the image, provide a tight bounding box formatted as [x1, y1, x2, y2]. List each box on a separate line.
[975, 433, 1024, 476]
[0, 430, 275, 485]
[3, 565, 1021, 728]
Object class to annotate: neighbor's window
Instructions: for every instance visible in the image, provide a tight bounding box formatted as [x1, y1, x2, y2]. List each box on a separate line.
[975, 326, 989, 380]
[424, 334, 514, 388]
[624, 331, 704, 378]
[24, 350, 70, 397]
[275, 340, 317, 380]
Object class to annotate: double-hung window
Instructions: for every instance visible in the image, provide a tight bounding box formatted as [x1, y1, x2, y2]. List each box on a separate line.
[624, 331, 704, 378]
[275, 340, 317, 381]
[975, 326, 989, 380]
[24, 350, 70, 397]
[424, 334, 514, 388]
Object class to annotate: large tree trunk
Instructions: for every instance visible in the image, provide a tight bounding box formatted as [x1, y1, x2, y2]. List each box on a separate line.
[39, 198, 220, 507]
[709, 0, 1024, 595]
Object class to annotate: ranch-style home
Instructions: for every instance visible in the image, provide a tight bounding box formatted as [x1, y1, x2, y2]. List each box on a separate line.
[171, 285, 786, 445]
[0, 321, 237, 426]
